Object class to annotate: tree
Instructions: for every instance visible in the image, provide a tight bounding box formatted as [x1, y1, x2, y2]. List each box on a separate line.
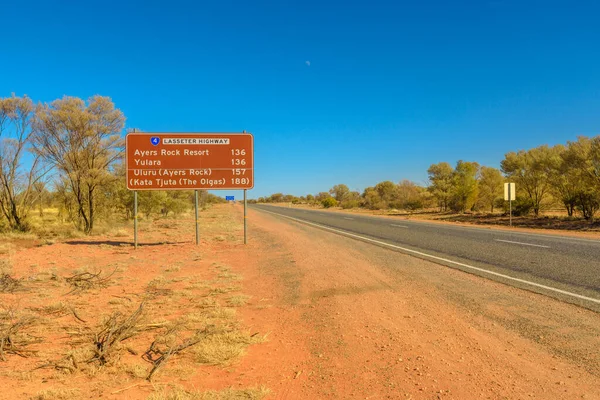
[32, 181, 51, 217]
[562, 136, 600, 220]
[477, 166, 504, 213]
[361, 181, 396, 209]
[375, 181, 397, 204]
[269, 193, 283, 203]
[282, 194, 297, 203]
[329, 184, 350, 202]
[315, 192, 331, 202]
[361, 186, 381, 209]
[501, 146, 553, 216]
[427, 162, 454, 211]
[546, 145, 580, 216]
[394, 180, 424, 211]
[32, 96, 125, 233]
[0, 95, 49, 231]
[451, 161, 479, 213]
[340, 191, 361, 209]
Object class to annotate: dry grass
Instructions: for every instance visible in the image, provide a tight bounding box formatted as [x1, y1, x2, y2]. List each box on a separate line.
[227, 295, 250, 307]
[165, 265, 181, 273]
[24, 207, 132, 240]
[0, 231, 38, 241]
[0, 242, 14, 255]
[146, 276, 175, 299]
[194, 298, 220, 309]
[30, 388, 81, 400]
[125, 363, 149, 379]
[147, 385, 270, 400]
[111, 229, 129, 238]
[193, 330, 265, 366]
[182, 308, 237, 328]
[209, 286, 240, 296]
[217, 271, 242, 282]
[29, 302, 69, 317]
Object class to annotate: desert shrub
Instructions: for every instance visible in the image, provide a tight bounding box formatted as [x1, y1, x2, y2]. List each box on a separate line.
[321, 197, 337, 208]
[509, 197, 534, 216]
[387, 201, 403, 210]
[576, 190, 600, 220]
[340, 200, 360, 209]
[404, 200, 423, 212]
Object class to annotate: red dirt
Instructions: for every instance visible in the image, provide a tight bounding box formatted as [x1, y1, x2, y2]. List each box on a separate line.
[1, 204, 599, 399]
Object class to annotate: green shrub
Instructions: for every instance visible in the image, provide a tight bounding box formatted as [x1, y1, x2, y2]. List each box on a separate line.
[509, 197, 534, 216]
[340, 200, 360, 209]
[321, 198, 338, 208]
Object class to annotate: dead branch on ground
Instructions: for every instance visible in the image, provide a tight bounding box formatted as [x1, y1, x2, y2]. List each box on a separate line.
[142, 325, 216, 381]
[0, 273, 22, 293]
[88, 302, 144, 365]
[64, 267, 117, 294]
[0, 316, 41, 360]
[33, 354, 78, 373]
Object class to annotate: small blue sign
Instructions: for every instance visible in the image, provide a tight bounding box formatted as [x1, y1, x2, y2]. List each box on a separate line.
[226, 196, 235, 201]
[150, 136, 160, 146]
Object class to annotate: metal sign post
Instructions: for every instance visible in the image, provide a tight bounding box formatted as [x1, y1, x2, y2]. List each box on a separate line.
[510, 195, 512, 228]
[244, 189, 247, 244]
[504, 182, 516, 227]
[194, 190, 200, 245]
[134, 190, 138, 249]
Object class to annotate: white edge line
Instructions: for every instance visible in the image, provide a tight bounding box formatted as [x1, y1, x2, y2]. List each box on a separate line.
[495, 239, 550, 249]
[258, 208, 600, 305]
[391, 224, 409, 228]
[343, 217, 354, 220]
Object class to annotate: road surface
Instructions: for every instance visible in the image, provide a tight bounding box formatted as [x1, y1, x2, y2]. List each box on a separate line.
[251, 204, 600, 311]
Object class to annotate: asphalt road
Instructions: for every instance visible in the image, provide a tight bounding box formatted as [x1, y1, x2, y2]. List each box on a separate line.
[251, 204, 600, 311]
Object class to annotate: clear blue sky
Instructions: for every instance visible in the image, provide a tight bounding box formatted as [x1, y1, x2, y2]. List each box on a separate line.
[2, 0, 599, 199]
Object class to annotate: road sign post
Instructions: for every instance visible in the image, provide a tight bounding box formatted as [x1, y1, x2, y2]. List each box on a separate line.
[134, 191, 138, 249]
[244, 189, 247, 244]
[504, 182, 516, 227]
[126, 133, 254, 247]
[194, 190, 200, 245]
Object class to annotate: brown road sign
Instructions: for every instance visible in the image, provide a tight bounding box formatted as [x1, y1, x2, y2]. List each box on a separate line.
[126, 133, 254, 190]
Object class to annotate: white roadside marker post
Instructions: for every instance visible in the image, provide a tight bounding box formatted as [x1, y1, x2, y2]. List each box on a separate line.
[504, 182, 516, 228]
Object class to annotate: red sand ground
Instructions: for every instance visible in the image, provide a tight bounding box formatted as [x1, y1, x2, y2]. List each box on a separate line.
[1, 204, 599, 399]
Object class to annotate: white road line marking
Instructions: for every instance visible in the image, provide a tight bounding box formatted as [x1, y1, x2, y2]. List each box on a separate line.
[343, 217, 354, 220]
[257, 209, 600, 306]
[495, 239, 550, 248]
[391, 224, 409, 228]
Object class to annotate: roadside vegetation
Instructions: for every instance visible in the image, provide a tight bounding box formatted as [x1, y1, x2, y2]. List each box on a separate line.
[0, 94, 225, 238]
[256, 135, 600, 225]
